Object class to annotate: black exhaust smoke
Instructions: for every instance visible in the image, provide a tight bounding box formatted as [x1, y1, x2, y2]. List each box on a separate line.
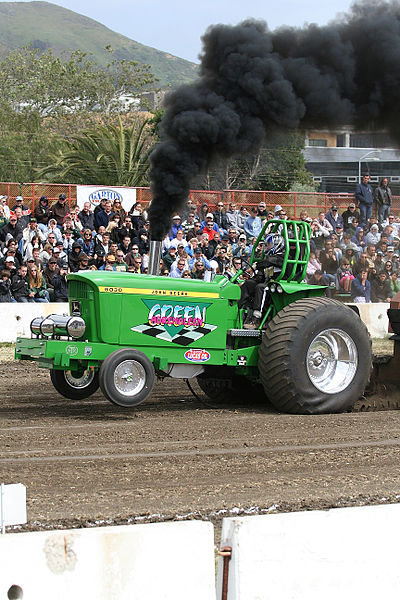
[149, 1, 400, 240]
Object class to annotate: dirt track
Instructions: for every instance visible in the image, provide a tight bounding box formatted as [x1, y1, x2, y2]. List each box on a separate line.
[1, 356, 400, 531]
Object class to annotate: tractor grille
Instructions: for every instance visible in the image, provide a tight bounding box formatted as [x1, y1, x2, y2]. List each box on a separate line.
[68, 280, 90, 300]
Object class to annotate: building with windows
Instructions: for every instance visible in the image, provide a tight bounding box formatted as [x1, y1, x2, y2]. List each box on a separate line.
[304, 129, 400, 193]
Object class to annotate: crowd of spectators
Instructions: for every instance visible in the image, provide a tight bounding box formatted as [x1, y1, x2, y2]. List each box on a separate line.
[0, 181, 398, 305]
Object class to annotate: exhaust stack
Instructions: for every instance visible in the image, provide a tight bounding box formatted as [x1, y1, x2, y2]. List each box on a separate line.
[148, 240, 162, 276]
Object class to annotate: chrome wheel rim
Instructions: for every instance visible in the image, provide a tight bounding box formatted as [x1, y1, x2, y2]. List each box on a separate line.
[64, 370, 95, 389]
[306, 328, 358, 394]
[114, 360, 146, 396]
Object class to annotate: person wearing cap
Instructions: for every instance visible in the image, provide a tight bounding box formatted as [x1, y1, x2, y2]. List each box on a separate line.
[0, 267, 15, 301]
[43, 258, 60, 301]
[214, 234, 234, 262]
[161, 246, 178, 272]
[34, 196, 51, 230]
[355, 174, 374, 226]
[325, 205, 344, 230]
[244, 207, 262, 239]
[99, 254, 117, 271]
[52, 243, 68, 271]
[202, 213, 221, 241]
[168, 215, 182, 240]
[11, 195, 29, 212]
[342, 202, 361, 232]
[232, 233, 251, 259]
[188, 247, 212, 271]
[22, 217, 46, 250]
[50, 193, 69, 227]
[0, 213, 23, 244]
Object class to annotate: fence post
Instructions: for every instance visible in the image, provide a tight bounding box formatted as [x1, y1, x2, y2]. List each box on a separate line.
[293, 192, 297, 219]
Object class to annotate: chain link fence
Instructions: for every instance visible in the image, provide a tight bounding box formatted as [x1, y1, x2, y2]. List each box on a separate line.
[1, 182, 399, 218]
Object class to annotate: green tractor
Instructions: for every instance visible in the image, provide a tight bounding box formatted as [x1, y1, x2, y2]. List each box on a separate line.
[15, 219, 371, 414]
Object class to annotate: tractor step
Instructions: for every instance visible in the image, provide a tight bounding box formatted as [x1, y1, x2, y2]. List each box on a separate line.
[229, 329, 262, 337]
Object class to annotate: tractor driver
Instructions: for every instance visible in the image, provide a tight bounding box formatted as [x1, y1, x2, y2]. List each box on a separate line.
[240, 233, 285, 330]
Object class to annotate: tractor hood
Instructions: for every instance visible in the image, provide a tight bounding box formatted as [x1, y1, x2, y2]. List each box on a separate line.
[67, 271, 240, 301]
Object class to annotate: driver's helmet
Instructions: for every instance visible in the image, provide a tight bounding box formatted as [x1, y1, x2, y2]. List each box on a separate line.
[264, 233, 285, 256]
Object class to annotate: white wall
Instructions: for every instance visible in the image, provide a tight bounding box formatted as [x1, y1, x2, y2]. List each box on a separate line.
[217, 504, 400, 600]
[0, 302, 69, 342]
[0, 521, 216, 600]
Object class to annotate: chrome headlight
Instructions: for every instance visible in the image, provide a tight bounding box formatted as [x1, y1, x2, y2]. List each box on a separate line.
[40, 317, 55, 337]
[66, 316, 86, 339]
[270, 283, 276, 293]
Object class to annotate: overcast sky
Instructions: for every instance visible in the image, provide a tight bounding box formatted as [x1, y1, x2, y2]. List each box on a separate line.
[14, 0, 354, 62]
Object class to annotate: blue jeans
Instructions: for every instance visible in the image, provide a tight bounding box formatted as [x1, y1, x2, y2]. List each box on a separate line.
[359, 203, 373, 226]
[378, 204, 390, 225]
[34, 291, 50, 302]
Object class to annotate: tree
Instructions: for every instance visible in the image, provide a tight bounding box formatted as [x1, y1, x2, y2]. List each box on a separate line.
[36, 116, 155, 186]
[0, 46, 159, 183]
[0, 46, 157, 117]
[193, 130, 314, 191]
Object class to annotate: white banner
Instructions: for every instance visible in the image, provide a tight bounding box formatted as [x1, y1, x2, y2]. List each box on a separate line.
[76, 185, 137, 211]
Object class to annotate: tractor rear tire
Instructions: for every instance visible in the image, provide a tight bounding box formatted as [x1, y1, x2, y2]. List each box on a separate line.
[50, 369, 99, 400]
[258, 298, 371, 414]
[99, 348, 155, 408]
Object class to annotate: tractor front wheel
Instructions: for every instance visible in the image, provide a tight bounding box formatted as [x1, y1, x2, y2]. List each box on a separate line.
[99, 349, 155, 408]
[50, 368, 99, 400]
[258, 298, 371, 414]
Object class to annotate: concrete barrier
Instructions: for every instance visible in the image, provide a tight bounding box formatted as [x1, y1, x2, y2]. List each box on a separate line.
[348, 301, 389, 338]
[0, 521, 216, 600]
[216, 504, 400, 600]
[0, 303, 68, 342]
[0, 301, 391, 342]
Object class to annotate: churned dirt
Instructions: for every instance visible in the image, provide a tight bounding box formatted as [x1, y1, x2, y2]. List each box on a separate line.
[1, 349, 400, 533]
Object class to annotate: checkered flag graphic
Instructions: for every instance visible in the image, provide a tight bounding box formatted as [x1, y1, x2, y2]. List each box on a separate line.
[131, 323, 217, 346]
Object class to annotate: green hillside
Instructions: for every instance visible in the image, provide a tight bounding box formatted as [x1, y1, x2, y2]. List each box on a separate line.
[0, 1, 198, 88]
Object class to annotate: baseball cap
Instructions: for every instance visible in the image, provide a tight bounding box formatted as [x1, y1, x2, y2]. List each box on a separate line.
[30, 217, 37, 223]
[48, 258, 57, 264]
[336, 223, 343, 228]
[221, 235, 230, 241]
[239, 234, 246, 239]
[107, 254, 116, 262]
[5, 256, 14, 262]
[59, 193, 67, 200]
[331, 205, 338, 211]
[206, 213, 214, 219]
[387, 246, 395, 252]
[15, 196, 23, 202]
[194, 247, 202, 253]
[349, 202, 356, 208]
[53, 247, 61, 253]
[172, 215, 180, 220]
[377, 249, 383, 255]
